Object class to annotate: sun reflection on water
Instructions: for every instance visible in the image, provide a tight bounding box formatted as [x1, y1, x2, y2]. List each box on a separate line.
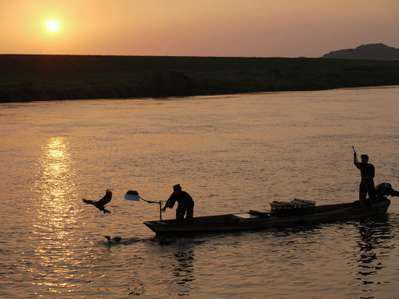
[37, 137, 76, 225]
[32, 137, 80, 294]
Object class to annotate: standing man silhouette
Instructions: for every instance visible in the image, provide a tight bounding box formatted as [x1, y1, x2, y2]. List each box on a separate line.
[353, 147, 376, 204]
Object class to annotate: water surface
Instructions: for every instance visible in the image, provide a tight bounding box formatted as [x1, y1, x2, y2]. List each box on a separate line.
[1, 87, 399, 298]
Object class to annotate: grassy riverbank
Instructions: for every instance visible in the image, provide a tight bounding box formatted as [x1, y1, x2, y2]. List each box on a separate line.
[1, 54, 399, 102]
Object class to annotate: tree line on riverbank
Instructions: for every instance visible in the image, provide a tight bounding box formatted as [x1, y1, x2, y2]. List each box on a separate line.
[1, 54, 399, 102]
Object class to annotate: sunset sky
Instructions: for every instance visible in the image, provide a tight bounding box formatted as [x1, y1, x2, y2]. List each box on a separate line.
[0, 0, 398, 57]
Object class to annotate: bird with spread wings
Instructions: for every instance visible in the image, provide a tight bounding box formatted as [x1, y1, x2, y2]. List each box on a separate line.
[82, 189, 113, 213]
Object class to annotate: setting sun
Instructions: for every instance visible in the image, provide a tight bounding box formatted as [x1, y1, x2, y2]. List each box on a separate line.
[44, 19, 61, 33]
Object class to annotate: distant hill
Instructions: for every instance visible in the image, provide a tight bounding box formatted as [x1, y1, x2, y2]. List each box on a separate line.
[323, 43, 399, 60]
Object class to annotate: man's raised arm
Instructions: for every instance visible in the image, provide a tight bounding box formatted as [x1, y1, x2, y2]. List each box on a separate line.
[353, 149, 360, 169]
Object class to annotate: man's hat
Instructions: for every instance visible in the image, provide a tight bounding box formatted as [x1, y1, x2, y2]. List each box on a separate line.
[173, 184, 182, 191]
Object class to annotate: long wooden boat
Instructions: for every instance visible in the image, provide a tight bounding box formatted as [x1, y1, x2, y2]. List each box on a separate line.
[144, 199, 390, 236]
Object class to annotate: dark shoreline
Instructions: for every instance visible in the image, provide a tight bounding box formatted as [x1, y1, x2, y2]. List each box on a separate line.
[1, 54, 399, 103]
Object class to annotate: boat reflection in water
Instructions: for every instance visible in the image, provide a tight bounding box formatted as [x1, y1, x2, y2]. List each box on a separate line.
[356, 215, 394, 297]
[172, 240, 195, 296]
[150, 237, 196, 297]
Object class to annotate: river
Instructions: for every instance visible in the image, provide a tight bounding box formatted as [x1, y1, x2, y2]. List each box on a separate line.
[1, 86, 399, 298]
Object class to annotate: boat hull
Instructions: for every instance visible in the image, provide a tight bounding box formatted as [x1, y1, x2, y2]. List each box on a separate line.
[144, 199, 390, 236]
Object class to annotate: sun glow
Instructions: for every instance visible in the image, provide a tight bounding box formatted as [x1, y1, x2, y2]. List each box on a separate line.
[45, 19, 61, 33]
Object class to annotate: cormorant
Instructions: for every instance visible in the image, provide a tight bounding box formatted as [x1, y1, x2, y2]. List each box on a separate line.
[82, 189, 112, 213]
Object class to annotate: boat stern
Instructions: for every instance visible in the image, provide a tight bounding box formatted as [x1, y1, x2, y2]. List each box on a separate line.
[375, 198, 391, 214]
